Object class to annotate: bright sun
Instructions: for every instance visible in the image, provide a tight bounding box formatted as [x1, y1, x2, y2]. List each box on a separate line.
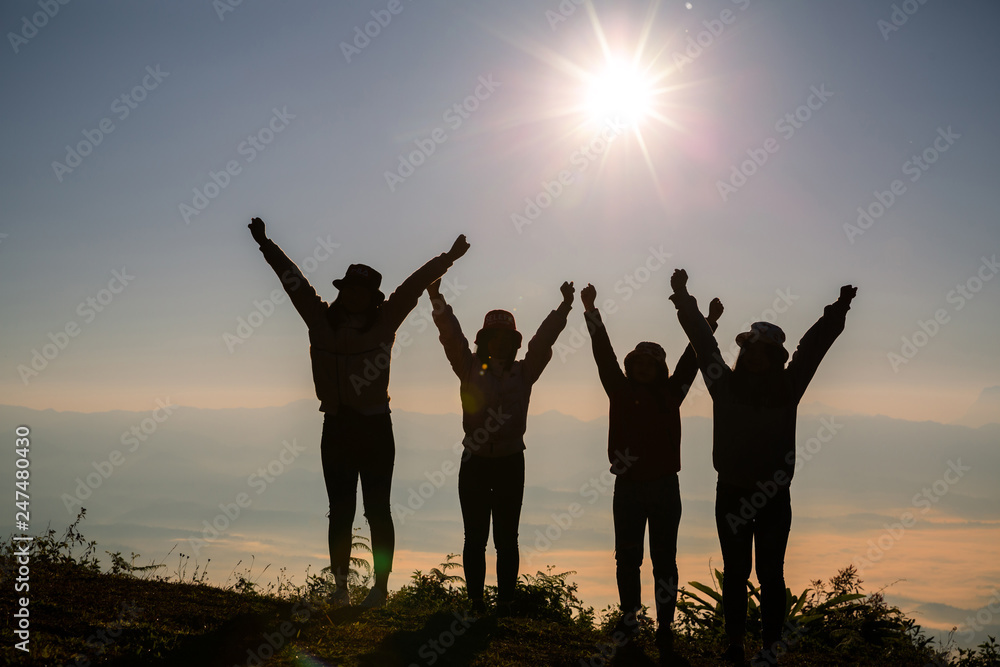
[584, 59, 654, 126]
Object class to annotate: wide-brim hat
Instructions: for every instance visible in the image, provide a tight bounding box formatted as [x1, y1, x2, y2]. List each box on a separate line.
[333, 264, 385, 303]
[735, 321, 786, 348]
[474, 309, 523, 348]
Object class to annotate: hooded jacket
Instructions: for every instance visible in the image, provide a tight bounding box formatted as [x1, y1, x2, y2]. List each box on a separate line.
[670, 291, 850, 489]
[584, 308, 714, 481]
[258, 238, 453, 414]
[432, 301, 571, 458]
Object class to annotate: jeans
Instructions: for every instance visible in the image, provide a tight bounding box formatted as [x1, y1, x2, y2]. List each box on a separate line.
[458, 451, 525, 604]
[320, 409, 395, 588]
[715, 480, 792, 648]
[613, 473, 682, 629]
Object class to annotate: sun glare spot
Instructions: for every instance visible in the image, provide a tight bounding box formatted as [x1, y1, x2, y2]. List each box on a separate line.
[584, 60, 654, 127]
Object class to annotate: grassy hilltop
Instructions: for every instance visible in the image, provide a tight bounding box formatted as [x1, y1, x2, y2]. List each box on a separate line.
[2, 512, 997, 667]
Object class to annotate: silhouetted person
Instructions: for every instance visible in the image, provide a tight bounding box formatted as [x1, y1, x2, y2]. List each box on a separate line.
[427, 278, 575, 615]
[581, 283, 722, 665]
[248, 217, 469, 608]
[668, 268, 856, 665]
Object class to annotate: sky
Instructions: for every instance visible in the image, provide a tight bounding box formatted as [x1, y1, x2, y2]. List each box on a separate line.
[2, 0, 1000, 654]
[0, 0, 998, 424]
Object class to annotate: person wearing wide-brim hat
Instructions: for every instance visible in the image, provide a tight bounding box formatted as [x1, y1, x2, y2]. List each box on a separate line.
[427, 277, 575, 615]
[668, 268, 857, 665]
[248, 217, 470, 609]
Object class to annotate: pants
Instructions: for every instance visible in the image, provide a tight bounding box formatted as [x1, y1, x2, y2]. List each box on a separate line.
[458, 450, 525, 604]
[320, 409, 395, 587]
[613, 473, 682, 629]
[715, 480, 792, 648]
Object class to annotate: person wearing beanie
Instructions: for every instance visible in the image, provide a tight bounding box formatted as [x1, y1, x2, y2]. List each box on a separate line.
[581, 283, 723, 665]
[668, 268, 857, 665]
[248, 217, 469, 609]
[427, 277, 575, 615]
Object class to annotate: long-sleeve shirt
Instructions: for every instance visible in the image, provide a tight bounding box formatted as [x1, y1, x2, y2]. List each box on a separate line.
[670, 291, 850, 489]
[432, 300, 571, 458]
[258, 238, 453, 414]
[584, 308, 710, 481]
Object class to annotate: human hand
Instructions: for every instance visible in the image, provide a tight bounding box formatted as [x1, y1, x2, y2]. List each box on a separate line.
[248, 217, 268, 245]
[670, 268, 688, 294]
[708, 297, 724, 323]
[581, 283, 596, 311]
[560, 281, 575, 305]
[447, 234, 470, 261]
[839, 284, 858, 304]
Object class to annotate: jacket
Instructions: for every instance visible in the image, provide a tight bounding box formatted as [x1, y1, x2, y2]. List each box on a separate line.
[433, 301, 571, 458]
[584, 308, 711, 481]
[670, 291, 850, 489]
[259, 238, 453, 414]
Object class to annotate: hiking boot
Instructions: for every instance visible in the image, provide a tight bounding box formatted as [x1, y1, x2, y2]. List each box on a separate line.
[359, 587, 388, 609]
[327, 587, 350, 608]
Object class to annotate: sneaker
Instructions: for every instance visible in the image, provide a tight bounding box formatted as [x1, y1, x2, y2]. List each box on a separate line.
[359, 587, 388, 609]
[327, 587, 350, 608]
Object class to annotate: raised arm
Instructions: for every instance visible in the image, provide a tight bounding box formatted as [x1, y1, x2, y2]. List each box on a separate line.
[667, 296, 723, 399]
[787, 285, 856, 401]
[668, 269, 731, 395]
[522, 281, 574, 384]
[428, 278, 476, 379]
[580, 284, 626, 396]
[382, 235, 470, 330]
[249, 217, 327, 328]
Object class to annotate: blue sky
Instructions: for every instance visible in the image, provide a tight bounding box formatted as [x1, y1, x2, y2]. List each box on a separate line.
[2, 0, 998, 422]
